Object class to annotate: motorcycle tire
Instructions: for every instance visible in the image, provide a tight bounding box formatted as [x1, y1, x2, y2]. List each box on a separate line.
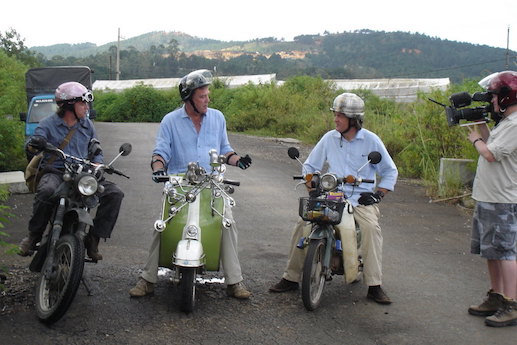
[35, 234, 85, 324]
[179, 268, 196, 313]
[302, 238, 327, 311]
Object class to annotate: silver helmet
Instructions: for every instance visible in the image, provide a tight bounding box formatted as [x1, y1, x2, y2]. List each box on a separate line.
[330, 93, 365, 121]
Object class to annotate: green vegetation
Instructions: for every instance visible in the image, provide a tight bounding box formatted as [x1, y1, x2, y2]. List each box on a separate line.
[1, 185, 17, 291]
[0, 50, 29, 172]
[31, 30, 515, 82]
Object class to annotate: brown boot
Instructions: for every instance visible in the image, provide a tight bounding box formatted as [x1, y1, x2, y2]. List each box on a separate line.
[468, 290, 504, 316]
[85, 233, 103, 262]
[18, 233, 42, 257]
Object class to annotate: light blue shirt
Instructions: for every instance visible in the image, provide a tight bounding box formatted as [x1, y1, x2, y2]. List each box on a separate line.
[153, 106, 234, 174]
[303, 129, 398, 206]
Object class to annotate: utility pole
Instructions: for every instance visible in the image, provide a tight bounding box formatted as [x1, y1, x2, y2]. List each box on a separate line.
[116, 28, 121, 81]
[505, 26, 510, 70]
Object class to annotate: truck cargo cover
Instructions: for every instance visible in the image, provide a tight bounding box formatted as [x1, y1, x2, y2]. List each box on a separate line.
[25, 66, 93, 104]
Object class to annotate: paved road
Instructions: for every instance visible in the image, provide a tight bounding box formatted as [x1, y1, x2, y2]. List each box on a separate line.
[1, 122, 515, 344]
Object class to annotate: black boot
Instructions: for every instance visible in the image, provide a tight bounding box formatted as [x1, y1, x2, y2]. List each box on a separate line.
[85, 233, 103, 262]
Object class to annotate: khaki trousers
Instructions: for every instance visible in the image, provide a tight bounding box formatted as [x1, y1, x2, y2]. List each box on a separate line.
[283, 204, 383, 286]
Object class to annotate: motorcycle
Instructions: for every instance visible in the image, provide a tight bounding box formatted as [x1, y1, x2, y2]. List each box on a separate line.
[287, 147, 381, 311]
[153, 149, 240, 313]
[28, 140, 131, 324]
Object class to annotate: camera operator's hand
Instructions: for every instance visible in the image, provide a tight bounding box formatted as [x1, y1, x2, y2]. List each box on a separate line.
[152, 169, 167, 183]
[358, 192, 383, 206]
[237, 154, 252, 170]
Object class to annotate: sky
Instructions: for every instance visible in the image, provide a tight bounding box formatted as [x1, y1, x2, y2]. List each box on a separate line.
[1, 0, 516, 52]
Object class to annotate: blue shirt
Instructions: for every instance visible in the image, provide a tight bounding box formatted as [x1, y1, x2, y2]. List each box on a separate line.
[153, 106, 234, 174]
[34, 113, 103, 168]
[303, 129, 398, 206]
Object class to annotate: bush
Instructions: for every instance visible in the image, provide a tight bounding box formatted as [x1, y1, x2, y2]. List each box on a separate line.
[95, 85, 178, 122]
[0, 116, 26, 172]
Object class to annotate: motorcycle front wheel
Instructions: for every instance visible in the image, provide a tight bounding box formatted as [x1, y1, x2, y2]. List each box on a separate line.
[35, 234, 85, 324]
[179, 267, 196, 313]
[302, 238, 327, 311]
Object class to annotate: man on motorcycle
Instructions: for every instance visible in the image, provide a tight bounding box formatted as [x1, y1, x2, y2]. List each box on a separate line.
[18, 82, 125, 262]
[269, 92, 398, 304]
[466, 71, 517, 327]
[129, 69, 253, 299]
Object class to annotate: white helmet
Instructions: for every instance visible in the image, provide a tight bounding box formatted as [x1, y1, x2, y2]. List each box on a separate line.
[331, 93, 364, 119]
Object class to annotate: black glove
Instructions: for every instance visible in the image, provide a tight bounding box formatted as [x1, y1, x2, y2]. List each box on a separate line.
[358, 192, 383, 206]
[237, 154, 252, 170]
[27, 136, 47, 151]
[152, 169, 167, 183]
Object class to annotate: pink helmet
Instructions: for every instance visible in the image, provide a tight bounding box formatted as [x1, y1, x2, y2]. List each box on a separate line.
[55, 82, 94, 104]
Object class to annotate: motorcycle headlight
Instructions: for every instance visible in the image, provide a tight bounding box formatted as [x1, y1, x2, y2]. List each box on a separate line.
[77, 175, 98, 196]
[320, 173, 338, 191]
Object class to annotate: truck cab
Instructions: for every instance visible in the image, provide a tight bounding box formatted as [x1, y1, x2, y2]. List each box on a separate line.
[19, 66, 96, 138]
[19, 95, 58, 137]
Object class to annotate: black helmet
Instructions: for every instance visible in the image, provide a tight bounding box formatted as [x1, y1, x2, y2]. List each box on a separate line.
[179, 69, 212, 101]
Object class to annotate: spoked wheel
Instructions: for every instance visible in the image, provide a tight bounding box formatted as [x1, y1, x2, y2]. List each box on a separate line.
[179, 268, 197, 313]
[35, 234, 85, 324]
[302, 238, 327, 311]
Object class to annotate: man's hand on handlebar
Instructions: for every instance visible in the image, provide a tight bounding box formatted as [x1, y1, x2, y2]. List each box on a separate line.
[358, 191, 384, 206]
[152, 169, 167, 183]
[237, 154, 252, 170]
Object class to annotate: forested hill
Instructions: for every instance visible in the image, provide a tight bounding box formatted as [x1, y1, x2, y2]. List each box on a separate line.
[31, 30, 516, 83]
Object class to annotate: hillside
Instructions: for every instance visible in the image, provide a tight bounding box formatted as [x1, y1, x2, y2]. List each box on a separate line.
[31, 30, 516, 83]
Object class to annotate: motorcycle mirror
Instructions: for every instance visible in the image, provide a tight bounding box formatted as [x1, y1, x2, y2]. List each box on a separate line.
[368, 151, 382, 164]
[287, 147, 300, 160]
[119, 143, 132, 156]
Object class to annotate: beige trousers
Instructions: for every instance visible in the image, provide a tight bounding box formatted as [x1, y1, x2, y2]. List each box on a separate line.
[283, 204, 383, 286]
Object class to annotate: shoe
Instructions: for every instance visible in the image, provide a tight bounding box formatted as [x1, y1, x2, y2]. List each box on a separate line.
[129, 278, 155, 297]
[367, 285, 392, 304]
[18, 233, 41, 257]
[85, 233, 103, 262]
[269, 278, 299, 293]
[485, 297, 517, 327]
[226, 282, 251, 299]
[468, 290, 504, 316]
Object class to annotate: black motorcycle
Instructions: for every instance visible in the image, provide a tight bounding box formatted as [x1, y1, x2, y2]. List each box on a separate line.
[29, 140, 131, 324]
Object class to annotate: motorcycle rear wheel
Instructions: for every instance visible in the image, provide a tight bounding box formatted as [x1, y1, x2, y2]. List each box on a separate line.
[180, 268, 196, 313]
[302, 238, 327, 311]
[35, 234, 85, 324]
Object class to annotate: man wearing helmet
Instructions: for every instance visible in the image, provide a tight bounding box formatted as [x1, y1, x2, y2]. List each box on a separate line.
[270, 92, 398, 304]
[466, 71, 517, 327]
[129, 69, 253, 299]
[18, 82, 124, 262]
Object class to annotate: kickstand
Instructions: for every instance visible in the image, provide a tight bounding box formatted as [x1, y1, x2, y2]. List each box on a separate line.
[81, 265, 94, 296]
[82, 275, 94, 296]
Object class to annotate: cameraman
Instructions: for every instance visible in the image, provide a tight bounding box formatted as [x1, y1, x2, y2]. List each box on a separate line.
[466, 71, 517, 327]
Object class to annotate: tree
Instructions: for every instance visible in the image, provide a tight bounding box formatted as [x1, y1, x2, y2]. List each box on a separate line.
[0, 28, 39, 67]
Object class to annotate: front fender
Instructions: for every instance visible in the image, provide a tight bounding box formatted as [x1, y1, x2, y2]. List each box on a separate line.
[67, 208, 94, 226]
[174, 239, 204, 267]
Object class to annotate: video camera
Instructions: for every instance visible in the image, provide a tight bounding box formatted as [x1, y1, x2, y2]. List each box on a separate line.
[429, 91, 494, 127]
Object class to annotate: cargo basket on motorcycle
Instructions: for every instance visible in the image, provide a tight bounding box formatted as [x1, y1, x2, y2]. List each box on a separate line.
[298, 197, 345, 225]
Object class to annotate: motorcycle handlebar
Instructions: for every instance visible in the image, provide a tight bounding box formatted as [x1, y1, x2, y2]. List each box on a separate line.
[293, 175, 304, 180]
